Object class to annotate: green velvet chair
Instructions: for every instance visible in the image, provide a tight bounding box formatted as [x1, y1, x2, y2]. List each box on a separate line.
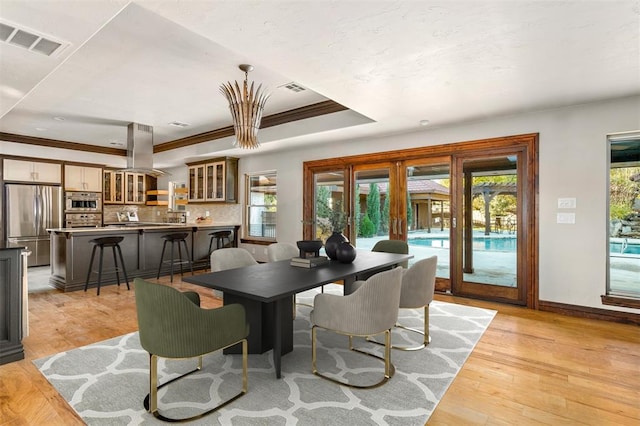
[133, 278, 249, 422]
[372, 239, 410, 268]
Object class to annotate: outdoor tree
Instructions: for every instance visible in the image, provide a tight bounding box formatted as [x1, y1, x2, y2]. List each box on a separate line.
[366, 183, 381, 235]
[359, 214, 376, 237]
[610, 167, 640, 220]
[355, 184, 362, 236]
[314, 185, 334, 238]
[380, 194, 389, 233]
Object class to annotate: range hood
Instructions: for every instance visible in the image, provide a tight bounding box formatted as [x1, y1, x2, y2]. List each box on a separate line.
[119, 122, 167, 176]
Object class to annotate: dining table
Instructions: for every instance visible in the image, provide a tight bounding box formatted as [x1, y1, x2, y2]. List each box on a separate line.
[184, 250, 413, 378]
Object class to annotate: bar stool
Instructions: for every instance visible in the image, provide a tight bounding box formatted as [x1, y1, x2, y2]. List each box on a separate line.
[208, 230, 233, 255]
[156, 232, 193, 283]
[84, 236, 129, 296]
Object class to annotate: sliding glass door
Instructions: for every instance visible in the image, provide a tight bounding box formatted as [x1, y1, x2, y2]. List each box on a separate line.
[452, 150, 528, 304]
[303, 134, 537, 307]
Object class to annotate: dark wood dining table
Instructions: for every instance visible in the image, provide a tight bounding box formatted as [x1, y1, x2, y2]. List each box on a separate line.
[184, 250, 413, 378]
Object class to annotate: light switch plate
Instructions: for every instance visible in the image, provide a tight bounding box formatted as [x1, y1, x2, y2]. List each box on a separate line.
[558, 198, 576, 209]
[557, 212, 576, 224]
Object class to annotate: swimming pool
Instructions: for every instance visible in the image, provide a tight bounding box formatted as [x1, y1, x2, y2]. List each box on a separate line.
[610, 241, 640, 255]
[410, 237, 640, 255]
[409, 236, 517, 252]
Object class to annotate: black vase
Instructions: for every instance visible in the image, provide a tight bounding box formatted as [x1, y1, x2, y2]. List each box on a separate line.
[325, 231, 348, 260]
[336, 241, 357, 263]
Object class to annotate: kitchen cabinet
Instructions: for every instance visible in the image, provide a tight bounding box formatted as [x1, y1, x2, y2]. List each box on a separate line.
[3, 158, 61, 183]
[205, 161, 225, 201]
[65, 165, 102, 192]
[103, 170, 125, 204]
[188, 164, 205, 201]
[0, 245, 25, 365]
[188, 157, 238, 203]
[125, 172, 146, 204]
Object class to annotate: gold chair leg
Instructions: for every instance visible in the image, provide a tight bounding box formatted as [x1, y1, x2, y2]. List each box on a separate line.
[143, 339, 248, 422]
[312, 326, 395, 389]
[368, 305, 431, 351]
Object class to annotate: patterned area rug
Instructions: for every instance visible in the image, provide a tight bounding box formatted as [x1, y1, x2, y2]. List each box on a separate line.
[34, 285, 496, 425]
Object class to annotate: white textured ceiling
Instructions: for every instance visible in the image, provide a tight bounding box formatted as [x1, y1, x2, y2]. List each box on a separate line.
[1, 0, 639, 168]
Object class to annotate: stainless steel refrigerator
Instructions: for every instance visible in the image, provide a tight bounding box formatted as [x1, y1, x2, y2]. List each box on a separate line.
[5, 184, 62, 267]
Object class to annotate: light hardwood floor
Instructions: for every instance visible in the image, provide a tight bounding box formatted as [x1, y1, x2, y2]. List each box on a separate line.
[1, 274, 639, 425]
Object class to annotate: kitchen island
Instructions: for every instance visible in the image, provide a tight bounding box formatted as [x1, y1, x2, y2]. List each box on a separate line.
[48, 223, 240, 292]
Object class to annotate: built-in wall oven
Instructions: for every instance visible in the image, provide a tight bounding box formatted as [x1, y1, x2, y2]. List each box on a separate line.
[65, 192, 102, 212]
[64, 192, 102, 228]
[65, 213, 101, 228]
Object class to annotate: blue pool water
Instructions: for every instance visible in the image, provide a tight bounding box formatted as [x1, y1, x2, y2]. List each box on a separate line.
[410, 237, 640, 255]
[409, 237, 517, 252]
[610, 242, 640, 255]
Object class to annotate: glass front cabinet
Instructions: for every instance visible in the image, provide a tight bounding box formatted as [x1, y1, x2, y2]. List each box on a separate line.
[103, 170, 125, 204]
[125, 172, 146, 204]
[188, 157, 238, 203]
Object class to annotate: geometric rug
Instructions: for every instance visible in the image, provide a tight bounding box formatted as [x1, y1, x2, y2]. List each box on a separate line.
[33, 284, 496, 425]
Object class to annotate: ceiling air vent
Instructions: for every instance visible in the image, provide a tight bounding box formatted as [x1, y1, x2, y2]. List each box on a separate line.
[282, 82, 306, 93]
[0, 20, 67, 57]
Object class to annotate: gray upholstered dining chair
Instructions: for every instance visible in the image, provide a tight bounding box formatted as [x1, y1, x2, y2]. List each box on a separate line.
[211, 247, 258, 272]
[267, 242, 299, 262]
[357, 255, 438, 350]
[310, 267, 403, 389]
[210, 248, 258, 298]
[133, 278, 249, 422]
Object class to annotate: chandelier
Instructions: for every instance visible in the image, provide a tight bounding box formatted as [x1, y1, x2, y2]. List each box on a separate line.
[220, 64, 271, 149]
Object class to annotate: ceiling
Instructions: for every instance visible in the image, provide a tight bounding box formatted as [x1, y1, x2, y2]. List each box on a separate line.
[1, 1, 639, 169]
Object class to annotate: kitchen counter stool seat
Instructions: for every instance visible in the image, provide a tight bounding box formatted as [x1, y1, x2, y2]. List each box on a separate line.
[208, 230, 232, 255]
[156, 232, 193, 282]
[84, 236, 129, 296]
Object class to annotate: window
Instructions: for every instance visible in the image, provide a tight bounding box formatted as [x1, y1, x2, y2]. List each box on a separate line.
[606, 132, 640, 306]
[246, 172, 277, 240]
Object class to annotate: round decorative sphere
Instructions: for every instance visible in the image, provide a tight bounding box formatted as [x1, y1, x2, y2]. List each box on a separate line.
[336, 241, 357, 263]
[324, 232, 348, 260]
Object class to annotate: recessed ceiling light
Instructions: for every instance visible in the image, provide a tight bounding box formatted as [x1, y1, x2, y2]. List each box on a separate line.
[168, 121, 190, 128]
[53, 116, 65, 121]
[35, 127, 47, 131]
[419, 120, 430, 126]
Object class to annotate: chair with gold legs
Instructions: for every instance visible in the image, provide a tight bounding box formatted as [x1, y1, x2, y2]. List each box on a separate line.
[310, 267, 403, 388]
[133, 278, 249, 422]
[358, 256, 437, 350]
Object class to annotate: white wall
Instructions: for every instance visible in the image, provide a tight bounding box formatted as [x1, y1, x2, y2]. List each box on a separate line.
[239, 95, 640, 313]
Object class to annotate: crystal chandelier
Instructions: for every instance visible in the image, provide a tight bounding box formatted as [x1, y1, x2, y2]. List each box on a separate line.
[220, 64, 271, 149]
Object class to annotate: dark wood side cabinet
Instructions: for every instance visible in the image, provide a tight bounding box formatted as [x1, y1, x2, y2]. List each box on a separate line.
[0, 245, 25, 365]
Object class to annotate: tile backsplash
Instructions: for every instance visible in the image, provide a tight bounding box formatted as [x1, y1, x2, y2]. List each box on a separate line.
[104, 203, 242, 224]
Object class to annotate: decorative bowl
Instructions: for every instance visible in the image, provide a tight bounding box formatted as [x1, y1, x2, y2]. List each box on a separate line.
[296, 240, 323, 256]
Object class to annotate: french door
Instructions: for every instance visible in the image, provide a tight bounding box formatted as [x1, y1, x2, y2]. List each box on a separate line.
[451, 148, 531, 305]
[303, 134, 537, 307]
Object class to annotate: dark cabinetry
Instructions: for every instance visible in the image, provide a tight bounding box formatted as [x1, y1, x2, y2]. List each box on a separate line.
[0, 246, 25, 365]
[187, 157, 238, 203]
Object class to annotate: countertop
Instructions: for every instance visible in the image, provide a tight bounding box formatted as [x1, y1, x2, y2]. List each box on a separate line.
[0, 242, 27, 250]
[47, 222, 241, 233]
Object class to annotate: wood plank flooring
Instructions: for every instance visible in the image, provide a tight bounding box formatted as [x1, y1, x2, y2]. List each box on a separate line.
[1, 275, 639, 425]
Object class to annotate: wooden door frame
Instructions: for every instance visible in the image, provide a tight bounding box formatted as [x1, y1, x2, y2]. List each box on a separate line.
[303, 133, 538, 308]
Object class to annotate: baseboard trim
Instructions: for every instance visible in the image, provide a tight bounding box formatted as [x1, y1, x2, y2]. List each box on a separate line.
[539, 300, 640, 326]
